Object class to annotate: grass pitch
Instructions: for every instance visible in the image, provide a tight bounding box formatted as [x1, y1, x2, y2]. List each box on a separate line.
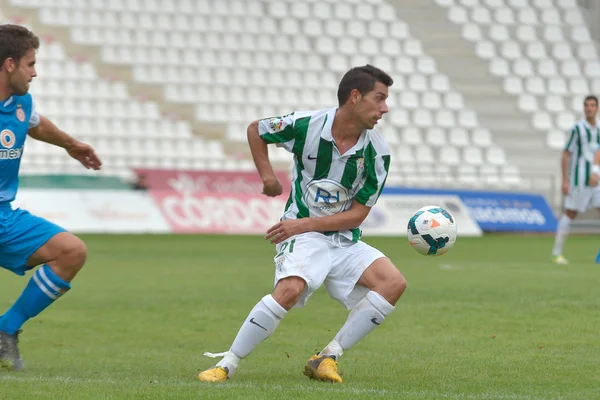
[1, 234, 599, 399]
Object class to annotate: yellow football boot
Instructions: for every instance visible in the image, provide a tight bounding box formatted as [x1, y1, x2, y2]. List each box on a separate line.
[303, 354, 342, 383]
[553, 254, 569, 265]
[198, 366, 229, 382]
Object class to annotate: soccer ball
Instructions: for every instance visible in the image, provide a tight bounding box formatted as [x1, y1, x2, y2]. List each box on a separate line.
[407, 205, 457, 256]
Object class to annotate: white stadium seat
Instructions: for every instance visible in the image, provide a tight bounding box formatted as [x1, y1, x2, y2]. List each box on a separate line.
[16, 0, 588, 188]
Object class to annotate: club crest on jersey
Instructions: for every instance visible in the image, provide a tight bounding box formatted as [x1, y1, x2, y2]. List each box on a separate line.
[1, 129, 16, 148]
[16, 106, 25, 123]
[356, 158, 365, 175]
[268, 117, 285, 133]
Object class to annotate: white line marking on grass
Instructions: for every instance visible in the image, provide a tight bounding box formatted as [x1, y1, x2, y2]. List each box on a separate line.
[439, 264, 457, 270]
[0, 375, 560, 399]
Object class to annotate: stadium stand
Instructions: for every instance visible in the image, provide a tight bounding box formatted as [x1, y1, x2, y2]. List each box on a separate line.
[1, 0, 599, 199]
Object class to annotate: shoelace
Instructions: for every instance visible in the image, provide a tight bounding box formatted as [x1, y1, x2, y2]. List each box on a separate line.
[13, 330, 21, 344]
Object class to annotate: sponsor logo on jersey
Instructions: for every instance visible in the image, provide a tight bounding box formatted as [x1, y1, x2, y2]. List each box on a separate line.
[0, 129, 22, 160]
[303, 179, 350, 216]
[0, 147, 23, 160]
[584, 142, 599, 163]
[1, 129, 16, 148]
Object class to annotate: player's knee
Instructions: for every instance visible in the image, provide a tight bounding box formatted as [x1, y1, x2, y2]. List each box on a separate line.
[393, 272, 407, 297]
[62, 236, 87, 270]
[273, 277, 306, 310]
[385, 269, 407, 304]
[565, 210, 578, 219]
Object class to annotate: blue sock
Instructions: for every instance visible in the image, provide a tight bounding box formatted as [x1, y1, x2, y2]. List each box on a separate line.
[0, 265, 71, 335]
[596, 249, 600, 264]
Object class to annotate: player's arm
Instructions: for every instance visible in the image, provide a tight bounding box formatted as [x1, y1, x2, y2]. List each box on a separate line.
[248, 120, 281, 197]
[248, 114, 296, 197]
[590, 149, 600, 187]
[266, 200, 371, 244]
[28, 116, 102, 170]
[560, 150, 570, 194]
[304, 200, 371, 232]
[28, 115, 76, 148]
[562, 127, 577, 195]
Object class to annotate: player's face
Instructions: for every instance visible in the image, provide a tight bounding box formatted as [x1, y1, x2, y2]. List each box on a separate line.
[8, 48, 37, 96]
[584, 99, 598, 120]
[353, 81, 389, 130]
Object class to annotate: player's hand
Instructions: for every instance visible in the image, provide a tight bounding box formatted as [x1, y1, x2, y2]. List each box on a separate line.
[561, 181, 569, 195]
[265, 219, 308, 244]
[262, 176, 282, 197]
[66, 141, 102, 170]
[590, 174, 599, 187]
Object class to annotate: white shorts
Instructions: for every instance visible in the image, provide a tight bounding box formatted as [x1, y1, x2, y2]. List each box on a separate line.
[564, 186, 600, 213]
[273, 232, 386, 310]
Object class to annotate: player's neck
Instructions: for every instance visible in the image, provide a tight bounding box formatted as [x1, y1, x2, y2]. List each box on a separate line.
[586, 117, 597, 128]
[331, 108, 363, 142]
[0, 80, 13, 103]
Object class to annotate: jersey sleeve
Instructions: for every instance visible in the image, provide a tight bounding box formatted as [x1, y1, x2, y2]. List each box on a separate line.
[257, 113, 296, 152]
[28, 99, 40, 129]
[355, 154, 391, 207]
[564, 125, 579, 153]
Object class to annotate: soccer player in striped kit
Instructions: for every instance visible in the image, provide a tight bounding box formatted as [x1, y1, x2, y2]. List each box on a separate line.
[198, 65, 406, 383]
[552, 95, 599, 264]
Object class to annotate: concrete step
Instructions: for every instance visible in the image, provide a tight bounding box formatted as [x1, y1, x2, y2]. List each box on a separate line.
[450, 81, 504, 96]
[509, 153, 560, 171]
[438, 67, 492, 80]
[491, 134, 545, 149]
[478, 116, 532, 132]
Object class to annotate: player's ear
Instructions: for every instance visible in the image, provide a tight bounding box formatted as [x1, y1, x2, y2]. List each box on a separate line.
[3, 57, 17, 73]
[350, 89, 362, 105]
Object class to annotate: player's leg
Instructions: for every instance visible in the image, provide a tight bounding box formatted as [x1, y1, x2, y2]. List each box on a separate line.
[552, 187, 588, 264]
[592, 188, 600, 263]
[199, 277, 302, 382]
[552, 208, 577, 264]
[198, 233, 331, 382]
[0, 210, 86, 371]
[305, 255, 405, 383]
[328, 257, 406, 354]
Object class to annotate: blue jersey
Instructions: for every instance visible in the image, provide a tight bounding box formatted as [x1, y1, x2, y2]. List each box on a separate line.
[0, 94, 40, 203]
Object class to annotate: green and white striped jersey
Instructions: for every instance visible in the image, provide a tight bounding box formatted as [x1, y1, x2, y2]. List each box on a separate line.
[258, 108, 391, 242]
[565, 119, 600, 187]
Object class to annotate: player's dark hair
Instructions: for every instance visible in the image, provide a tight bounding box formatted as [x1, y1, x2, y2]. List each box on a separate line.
[0, 24, 40, 67]
[337, 65, 393, 107]
[584, 95, 598, 106]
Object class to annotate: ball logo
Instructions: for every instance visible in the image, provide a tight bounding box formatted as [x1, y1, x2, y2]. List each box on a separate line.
[303, 179, 350, 216]
[16, 108, 26, 123]
[1, 129, 16, 148]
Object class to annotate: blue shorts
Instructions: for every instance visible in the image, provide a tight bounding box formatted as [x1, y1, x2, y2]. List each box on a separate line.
[0, 204, 66, 276]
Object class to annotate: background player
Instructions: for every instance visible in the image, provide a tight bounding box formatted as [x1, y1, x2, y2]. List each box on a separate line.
[552, 95, 599, 264]
[198, 65, 406, 383]
[0, 24, 102, 371]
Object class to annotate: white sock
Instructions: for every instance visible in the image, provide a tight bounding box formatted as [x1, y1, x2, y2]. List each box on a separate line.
[321, 291, 395, 359]
[552, 214, 572, 256]
[217, 295, 287, 374]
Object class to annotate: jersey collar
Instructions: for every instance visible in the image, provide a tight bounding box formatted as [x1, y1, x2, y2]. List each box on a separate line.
[320, 107, 367, 156]
[583, 119, 598, 130]
[1, 96, 14, 110]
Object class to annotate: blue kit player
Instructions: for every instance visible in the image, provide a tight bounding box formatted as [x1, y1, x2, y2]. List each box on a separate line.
[0, 24, 102, 371]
